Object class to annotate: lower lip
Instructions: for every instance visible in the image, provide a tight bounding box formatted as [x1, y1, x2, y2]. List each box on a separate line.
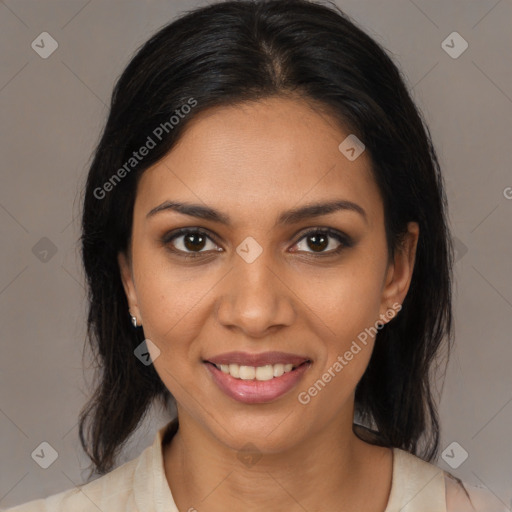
[204, 361, 311, 404]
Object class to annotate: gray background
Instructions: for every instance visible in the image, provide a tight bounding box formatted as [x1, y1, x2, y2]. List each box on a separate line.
[1, 0, 511, 509]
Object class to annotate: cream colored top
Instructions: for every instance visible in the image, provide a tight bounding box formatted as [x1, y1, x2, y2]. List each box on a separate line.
[2, 420, 508, 512]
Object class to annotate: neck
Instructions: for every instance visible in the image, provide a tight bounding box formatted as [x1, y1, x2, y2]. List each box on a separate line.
[163, 410, 392, 512]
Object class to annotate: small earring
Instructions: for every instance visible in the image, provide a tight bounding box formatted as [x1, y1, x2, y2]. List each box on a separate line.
[131, 315, 138, 328]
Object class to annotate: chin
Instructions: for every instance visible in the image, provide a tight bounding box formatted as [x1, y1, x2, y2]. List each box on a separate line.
[209, 412, 306, 454]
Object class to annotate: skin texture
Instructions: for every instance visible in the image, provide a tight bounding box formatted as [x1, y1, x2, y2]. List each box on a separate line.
[118, 96, 419, 512]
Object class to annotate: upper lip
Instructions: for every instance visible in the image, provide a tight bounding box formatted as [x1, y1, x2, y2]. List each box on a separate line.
[205, 351, 311, 367]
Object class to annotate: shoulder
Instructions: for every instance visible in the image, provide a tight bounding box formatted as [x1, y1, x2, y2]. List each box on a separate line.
[1, 420, 179, 512]
[444, 473, 509, 512]
[388, 448, 508, 512]
[1, 451, 142, 512]
[387, 447, 447, 511]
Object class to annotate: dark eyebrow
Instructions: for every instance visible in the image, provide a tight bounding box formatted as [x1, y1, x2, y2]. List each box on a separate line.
[146, 199, 368, 226]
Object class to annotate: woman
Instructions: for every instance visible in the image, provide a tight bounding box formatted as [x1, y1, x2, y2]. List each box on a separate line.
[4, 0, 507, 510]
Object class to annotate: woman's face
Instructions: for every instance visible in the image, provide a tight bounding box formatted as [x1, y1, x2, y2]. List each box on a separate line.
[118, 96, 418, 452]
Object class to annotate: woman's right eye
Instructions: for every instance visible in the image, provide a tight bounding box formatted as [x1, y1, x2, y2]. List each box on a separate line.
[162, 228, 222, 258]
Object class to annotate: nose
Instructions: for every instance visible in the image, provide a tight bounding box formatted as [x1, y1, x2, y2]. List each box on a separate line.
[215, 248, 296, 338]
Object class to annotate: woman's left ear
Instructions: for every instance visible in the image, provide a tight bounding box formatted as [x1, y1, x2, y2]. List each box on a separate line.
[117, 251, 141, 320]
[379, 222, 419, 321]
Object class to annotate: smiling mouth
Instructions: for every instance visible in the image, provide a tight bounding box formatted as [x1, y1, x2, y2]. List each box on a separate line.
[204, 360, 311, 381]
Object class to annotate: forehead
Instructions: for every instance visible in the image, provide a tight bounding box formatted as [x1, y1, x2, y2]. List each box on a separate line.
[135, 97, 382, 228]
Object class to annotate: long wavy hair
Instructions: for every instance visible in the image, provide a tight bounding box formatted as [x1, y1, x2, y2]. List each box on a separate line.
[79, 0, 459, 490]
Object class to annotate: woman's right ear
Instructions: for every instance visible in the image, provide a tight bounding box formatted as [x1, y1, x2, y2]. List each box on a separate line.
[117, 251, 139, 314]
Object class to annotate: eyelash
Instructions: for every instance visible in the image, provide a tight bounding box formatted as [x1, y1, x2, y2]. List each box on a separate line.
[161, 227, 353, 260]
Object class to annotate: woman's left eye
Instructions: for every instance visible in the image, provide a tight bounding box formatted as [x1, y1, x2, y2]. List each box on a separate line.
[161, 227, 351, 259]
[293, 228, 351, 255]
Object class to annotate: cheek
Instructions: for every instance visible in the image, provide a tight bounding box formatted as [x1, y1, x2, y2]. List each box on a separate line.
[295, 260, 385, 396]
[129, 250, 204, 357]
[296, 270, 382, 414]
[298, 261, 384, 340]
[132, 241, 206, 325]
[135, 266, 207, 400]
[138, 279, 206, 356]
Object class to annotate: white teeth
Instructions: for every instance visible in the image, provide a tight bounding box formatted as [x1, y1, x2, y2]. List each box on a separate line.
[255, 365, 274, 381]
[214, 362, 303, 380]
[273, 363, 284, 377]
[228, 363, 239, 378]
[239, 365, 255, 380]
